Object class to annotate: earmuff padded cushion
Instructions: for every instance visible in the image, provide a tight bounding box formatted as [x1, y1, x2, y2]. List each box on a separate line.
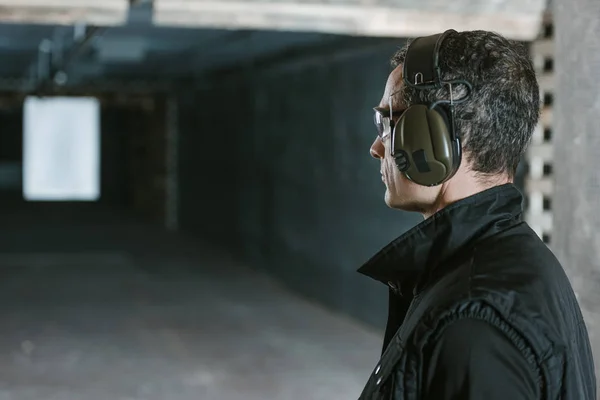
[429, 105, 462, 174]
[425, 107, 453, 171]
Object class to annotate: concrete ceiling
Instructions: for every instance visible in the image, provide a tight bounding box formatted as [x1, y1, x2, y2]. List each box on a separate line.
[0, 0, 548, 91]
[154, 0, 548, 40]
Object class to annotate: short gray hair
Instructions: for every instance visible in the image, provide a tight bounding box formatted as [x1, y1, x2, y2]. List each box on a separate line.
[391, 30, 540, 178]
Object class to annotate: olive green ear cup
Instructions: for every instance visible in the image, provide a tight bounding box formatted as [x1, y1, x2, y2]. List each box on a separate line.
[393, 29, 467, 186]
[394, 104, 456, 186]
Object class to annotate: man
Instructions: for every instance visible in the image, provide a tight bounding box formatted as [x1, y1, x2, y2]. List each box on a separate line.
[358, 29, 596, 399]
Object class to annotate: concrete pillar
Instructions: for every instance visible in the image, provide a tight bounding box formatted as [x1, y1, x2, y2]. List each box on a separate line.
[552, 0, 600, 387]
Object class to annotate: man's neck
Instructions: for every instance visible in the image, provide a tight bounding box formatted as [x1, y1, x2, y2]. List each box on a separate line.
[421, 172, 512, 220]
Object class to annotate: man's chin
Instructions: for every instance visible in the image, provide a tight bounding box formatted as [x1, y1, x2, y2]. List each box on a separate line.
[385, 191, 423, 213]
[384, 191, 403, 209]
[384, 191, 396, 209]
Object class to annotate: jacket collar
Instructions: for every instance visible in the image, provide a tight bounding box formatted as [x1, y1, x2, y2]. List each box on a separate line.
[358, 184, 524, 291]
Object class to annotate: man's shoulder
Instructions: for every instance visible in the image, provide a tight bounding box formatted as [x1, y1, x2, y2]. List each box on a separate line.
[467, 221, 571, 300]
[428, 222, 571, 321]
[423, 223, 559, 308]
[472, 221, 561, 272]
[409, 224, 575, 363]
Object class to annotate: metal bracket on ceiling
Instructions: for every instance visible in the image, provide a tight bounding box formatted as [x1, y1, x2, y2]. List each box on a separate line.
[73, 22, 87, 42]
[127, 0, 154, 25]
[27, 24, 107, 95]
[36, 39, 52, 83]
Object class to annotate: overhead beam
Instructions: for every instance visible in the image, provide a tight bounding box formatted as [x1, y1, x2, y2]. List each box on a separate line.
[153, 0, 545, 41]
[0, 0, 129, 26]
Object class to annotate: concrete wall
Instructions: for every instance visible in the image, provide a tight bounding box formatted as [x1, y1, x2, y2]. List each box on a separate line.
[177, 88, 241, 245]
[553, 0, 600, 387]
[177, 39, 423, 327]
[100, 98, 168, 224]
[0, 104, 22, 194]
[100, 107, 132, 207]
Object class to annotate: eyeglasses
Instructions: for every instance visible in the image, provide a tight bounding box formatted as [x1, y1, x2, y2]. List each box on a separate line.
[373, 107, 406, 140]
[373, 88, 405, 140]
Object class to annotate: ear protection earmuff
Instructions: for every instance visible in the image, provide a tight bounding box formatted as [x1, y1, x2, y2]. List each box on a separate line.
[390, 29, 472, 187]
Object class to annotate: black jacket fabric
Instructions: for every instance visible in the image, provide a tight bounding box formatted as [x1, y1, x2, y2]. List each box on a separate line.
[357, 184, 596, 399]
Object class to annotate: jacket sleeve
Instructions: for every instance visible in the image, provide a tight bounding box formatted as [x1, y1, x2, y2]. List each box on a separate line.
[420, 318, 540, 400]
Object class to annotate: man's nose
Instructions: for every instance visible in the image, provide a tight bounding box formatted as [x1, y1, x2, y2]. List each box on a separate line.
[370, 137, 385, 159]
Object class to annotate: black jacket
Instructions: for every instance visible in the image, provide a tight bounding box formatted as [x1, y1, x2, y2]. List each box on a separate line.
[357, 184, 596, 399]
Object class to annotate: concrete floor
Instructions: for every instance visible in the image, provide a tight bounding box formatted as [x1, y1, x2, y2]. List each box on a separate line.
[0, 203, 382, 400]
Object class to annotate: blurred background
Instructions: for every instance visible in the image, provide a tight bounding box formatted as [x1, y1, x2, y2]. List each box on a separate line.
[0, 0, 597, 399]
